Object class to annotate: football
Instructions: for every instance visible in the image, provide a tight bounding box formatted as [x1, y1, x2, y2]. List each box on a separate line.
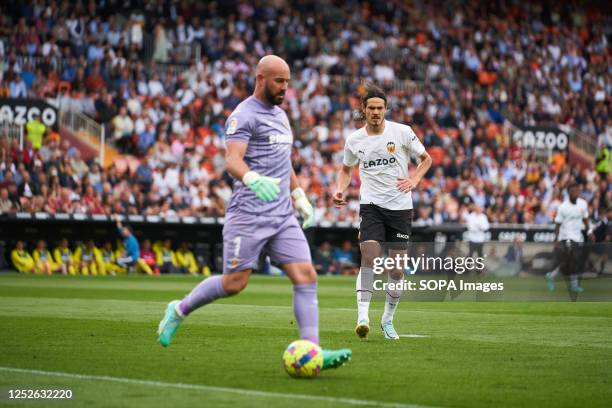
[282, 340, 323, 378]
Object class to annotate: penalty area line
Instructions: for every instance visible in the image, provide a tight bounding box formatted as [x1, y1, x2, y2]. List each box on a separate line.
[0, 366, 436, 408]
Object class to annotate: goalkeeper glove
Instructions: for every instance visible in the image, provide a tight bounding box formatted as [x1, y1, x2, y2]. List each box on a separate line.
[292, 187, 315, 229]
[243, 171, 281, 202]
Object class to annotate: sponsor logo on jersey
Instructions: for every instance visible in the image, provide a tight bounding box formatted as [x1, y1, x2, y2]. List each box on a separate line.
[386, 141, 396, 153]
[269, 133, 293, 144]
[362, 156, 397, 169]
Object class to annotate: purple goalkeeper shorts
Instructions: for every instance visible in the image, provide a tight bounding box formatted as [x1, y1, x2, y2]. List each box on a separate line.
[222, 212, 312, 273]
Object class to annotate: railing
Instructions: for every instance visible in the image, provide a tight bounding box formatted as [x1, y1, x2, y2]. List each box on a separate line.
[58, 109, 105, 165]
[0, 122, 24, 150]
[561, 125, 598, 158]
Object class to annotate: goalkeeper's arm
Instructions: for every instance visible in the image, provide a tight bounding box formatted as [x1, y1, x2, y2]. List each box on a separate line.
[226, 141, 280, 203]
[290, 169, 315, 229]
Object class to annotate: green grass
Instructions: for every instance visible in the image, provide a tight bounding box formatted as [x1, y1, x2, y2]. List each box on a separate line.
[0, 273, 611, 408]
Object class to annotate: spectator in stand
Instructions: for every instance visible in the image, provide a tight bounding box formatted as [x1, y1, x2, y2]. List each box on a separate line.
[332, 241, 358, 275]
[112, 106, 134, 152]
[313, 241, 335, 275]
[25, 112, 45, 149]
[0, 0, 608, 228]
[9, 73, 27, 97]
[0, 187, 14, 214]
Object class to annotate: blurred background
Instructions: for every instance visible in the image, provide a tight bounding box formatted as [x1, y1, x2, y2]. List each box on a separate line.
[0, 0, 609, 276]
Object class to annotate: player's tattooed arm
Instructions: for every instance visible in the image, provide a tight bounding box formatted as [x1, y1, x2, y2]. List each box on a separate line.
[333, 165, 353, 207]
[397, 151, 432, 193]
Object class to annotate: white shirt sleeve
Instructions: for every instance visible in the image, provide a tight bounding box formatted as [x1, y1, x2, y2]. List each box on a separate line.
[554, 206, 564, 224]
[343, 139, 358, 167]
[479, 214, 490, 231]
[402, 125, 425, 157]
[581, 200, 589, 219]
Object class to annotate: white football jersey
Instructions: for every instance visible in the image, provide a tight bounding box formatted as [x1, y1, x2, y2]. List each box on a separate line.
[343, 120, 426, 210]
[554, 198, 588, 242]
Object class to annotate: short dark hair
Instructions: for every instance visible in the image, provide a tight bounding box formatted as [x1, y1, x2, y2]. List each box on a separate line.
[361, 83, 387, 107]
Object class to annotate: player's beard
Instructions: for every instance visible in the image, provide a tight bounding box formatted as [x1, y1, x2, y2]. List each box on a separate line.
[264, 84, 284, 106]
[367, 116, 382, 127]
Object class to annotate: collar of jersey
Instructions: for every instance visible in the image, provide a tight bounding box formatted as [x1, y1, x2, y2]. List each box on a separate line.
[365, 120, 387, 136]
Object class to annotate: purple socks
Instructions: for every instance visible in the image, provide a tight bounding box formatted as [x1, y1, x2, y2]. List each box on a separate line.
[293, 283, 319, 345]
[178, 275, 227, 316]
[177, 277, 320, 345]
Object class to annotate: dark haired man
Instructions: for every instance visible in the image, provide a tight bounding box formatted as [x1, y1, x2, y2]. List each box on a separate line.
[334, 84, 432, 340]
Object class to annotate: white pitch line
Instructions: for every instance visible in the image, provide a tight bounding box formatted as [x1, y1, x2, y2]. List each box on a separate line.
[0, 366, 436, 408]
[398, 334, 429, 338]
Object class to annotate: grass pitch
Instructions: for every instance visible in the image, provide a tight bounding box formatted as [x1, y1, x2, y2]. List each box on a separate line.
[0, 273, 611, 407]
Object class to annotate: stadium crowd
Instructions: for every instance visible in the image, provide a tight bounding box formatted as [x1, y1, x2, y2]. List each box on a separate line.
[0, 0, 610, 226]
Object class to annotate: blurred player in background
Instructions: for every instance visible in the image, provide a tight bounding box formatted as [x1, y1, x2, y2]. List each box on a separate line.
[114, 216, 153, 275]
[546, 184, 590, 293]
[176, 242, 208, 276]
[11, 241, 35, 274]
[54, 238, 76, 275]
[158, 55, 351, 370]
[74, 240, 100, 276]
[141, 239, 160, 275]
[463, 202, 490, 273]
[33, 240, 59, 275]
[100, 241, 124, 275]
[155, 239, 178, 274]
[334, 84, 431, 340]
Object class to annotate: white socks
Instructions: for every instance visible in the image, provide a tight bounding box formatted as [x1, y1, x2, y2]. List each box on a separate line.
[548, 266, 560, 278]
[357, 301, 370, 323]
[356, 267, 404, 324]
[356, 267, 373, 323]
[382, 274, 402, 323]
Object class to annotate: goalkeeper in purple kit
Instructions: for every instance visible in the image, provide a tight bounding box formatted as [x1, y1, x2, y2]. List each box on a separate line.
[157, 55, 351, 371]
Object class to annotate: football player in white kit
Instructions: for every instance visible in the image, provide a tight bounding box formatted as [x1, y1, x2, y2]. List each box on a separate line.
[334, 84, 432, 339]
[546, 184, 590, 293]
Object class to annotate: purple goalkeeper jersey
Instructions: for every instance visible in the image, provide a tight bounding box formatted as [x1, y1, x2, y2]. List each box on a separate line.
[225, 96, 293, 216]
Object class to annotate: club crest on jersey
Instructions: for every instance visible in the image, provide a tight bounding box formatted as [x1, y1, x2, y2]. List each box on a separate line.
[230, 258, 238, 268]
[386, 141, 396, 153]
[227, 118, 238, 135]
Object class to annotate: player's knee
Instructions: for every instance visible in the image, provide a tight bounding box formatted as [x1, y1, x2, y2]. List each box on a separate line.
[360, 241, 381, 267]
[223, 272, 250, 295]
[297, 265, 317, 284]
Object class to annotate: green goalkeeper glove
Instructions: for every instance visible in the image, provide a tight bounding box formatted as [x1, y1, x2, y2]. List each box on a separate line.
[243, 171, 281, 202]
[292, 187, 315, 229]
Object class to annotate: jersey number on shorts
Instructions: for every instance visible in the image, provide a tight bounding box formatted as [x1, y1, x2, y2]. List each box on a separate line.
[233, 237, 242, 258]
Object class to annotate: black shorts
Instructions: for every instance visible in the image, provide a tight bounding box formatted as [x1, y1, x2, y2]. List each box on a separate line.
[557, 240, 586, 275]
[359, 204, 413, 245]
